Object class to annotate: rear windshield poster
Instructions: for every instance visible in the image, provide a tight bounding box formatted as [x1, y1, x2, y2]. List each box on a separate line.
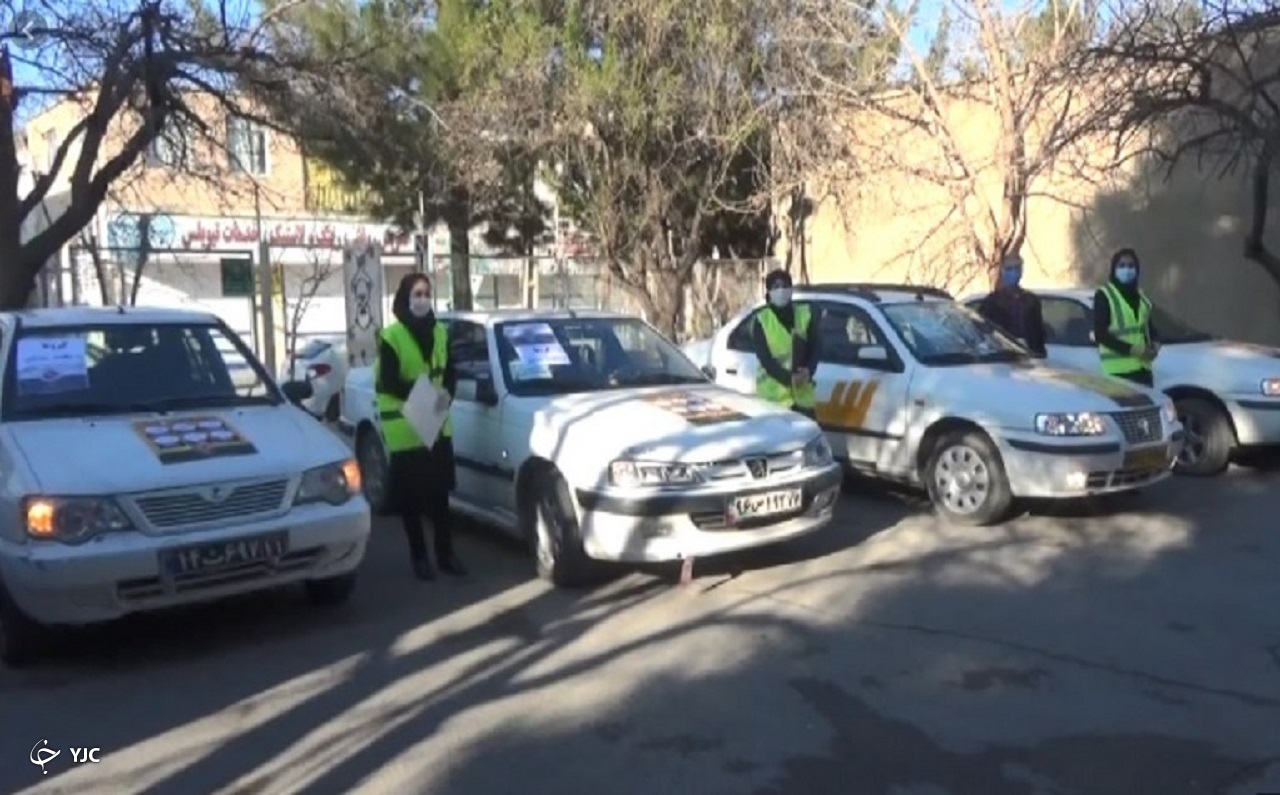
[134, 416, 258, 464]
[644, 391, 748, 426]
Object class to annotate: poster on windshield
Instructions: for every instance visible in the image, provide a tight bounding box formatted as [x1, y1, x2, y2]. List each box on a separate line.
[133, 416, 258, 464]
[503, 323, 570, 367]
[644, 390, 748, 426]
[15, 335, 89, 396]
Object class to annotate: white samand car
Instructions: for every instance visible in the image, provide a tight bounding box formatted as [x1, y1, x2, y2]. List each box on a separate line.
[0, 307, 371, 667]
[341, 309, 843, 586]
[689, 284, 1185, 525]
[964, 288, 1280, 476]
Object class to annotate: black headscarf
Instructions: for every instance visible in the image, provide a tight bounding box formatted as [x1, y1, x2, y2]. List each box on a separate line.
[1108, 247, 1141, 301]
[391, 273, 436, 355]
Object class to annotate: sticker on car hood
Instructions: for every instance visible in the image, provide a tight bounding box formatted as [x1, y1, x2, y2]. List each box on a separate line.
[1035, 371, 1154, 407]
[134, 416, 258, 464]
[642, 391, 749, 425]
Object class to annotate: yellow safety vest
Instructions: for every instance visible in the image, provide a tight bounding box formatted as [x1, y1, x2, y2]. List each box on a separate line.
[755, 304, 817, 409]
[375, 322, 452, 452]
[1098, 282, 1152, 376]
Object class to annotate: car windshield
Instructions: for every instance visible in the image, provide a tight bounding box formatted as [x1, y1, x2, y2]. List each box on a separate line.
[1150, 304, 1215, 343]
[2, 321, 279, 421]
[495, 317, 707, 396]
[879, 301, 1031, 365]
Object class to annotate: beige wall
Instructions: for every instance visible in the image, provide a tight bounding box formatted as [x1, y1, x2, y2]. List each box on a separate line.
[790, 94, 1280, 345]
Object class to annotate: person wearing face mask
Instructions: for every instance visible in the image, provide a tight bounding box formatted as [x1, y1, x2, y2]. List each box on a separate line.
[974, 254, 1047, 357]
[752, 269, 820, 416]
[1093, 248, 1159, 387]
[376, 274, 467, 580]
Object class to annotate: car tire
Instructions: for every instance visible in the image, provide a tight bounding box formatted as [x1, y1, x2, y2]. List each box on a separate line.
[356, 427, 392, 516]
[526, 470, 597, 587]
[0, 585, 49, 667]
[925, 429, 1014, 526]
[304, 572, 357, 606]
[1173, 397, 1233, 477]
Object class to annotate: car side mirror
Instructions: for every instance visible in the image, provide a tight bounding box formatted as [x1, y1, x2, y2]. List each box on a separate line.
[475, 372, 499, 406]
[858, 345, 890, 363]
[700, 364, 716, 379]
[281, 380, 313, 404]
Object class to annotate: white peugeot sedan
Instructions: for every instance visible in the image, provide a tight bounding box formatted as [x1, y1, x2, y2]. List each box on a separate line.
[691, 284, 1184, 525]
[964, 288, 1280, 476]
[342, 309, 843, 586]
[0, 307, 370, 666]
[280, 335, 348, 421]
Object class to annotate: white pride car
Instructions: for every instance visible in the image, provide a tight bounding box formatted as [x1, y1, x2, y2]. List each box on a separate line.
[968, 288, 1280, 476]
[341, 309, 843, 586]
[0, 307, 371, 667]
[690, 284, 1185, 525]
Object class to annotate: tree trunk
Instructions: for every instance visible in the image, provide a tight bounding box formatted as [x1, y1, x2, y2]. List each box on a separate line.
[446, 194, 474, 311]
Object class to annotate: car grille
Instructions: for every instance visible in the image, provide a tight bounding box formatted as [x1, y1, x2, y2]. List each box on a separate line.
[699, 449, 804, 483]
[1110, 408, 1163, 444]
[132, 479, 290, 530]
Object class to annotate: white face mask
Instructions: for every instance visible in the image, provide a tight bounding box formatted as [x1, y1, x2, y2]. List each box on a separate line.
[409, 296, 432, 317]
[768, 287, 792, 306]
[1114, 266, 1138, 285]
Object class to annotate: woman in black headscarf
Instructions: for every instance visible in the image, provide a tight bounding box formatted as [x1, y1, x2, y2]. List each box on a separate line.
[1092, 247, 1159, 386]
[377, 273, 466, 580]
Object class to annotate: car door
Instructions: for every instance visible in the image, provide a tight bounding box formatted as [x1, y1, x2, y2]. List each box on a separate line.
[1040, 296, 1098, 373]
[809, 301, 910, 471]
[448, 320, 511, 510]
[710, 309, 763, 395]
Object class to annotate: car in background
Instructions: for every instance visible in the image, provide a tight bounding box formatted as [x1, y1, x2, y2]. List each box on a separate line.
[281, 335, 348, 421]
[963, 288, 1280, 476]
[0, 307, 369, 666]
[693, 284, 1183, 525]
[342, 309, 842, 586]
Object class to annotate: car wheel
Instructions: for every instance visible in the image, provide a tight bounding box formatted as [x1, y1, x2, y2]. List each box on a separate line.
[526, 470, 596, 587]
[304, 572, 357, 606]
[356, 427, 392, 516]
[925, 430, 1013, 526]
[324, 394, 341, 423]
[1173, 397, 1233, 477]
[0, 586, 49, 667]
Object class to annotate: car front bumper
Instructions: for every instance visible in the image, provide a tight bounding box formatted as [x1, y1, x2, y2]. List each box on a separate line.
[574, 464, 843, 563]
[1224, 395, 1280, 446]
[0, 499, 370, 626]
[998, 431, 1184, 498]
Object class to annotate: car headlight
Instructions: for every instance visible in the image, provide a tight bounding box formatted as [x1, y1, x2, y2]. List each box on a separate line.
[23, 495, 133, 544]
[608, 460, 703, 487]
[1261, 379, 1280, 397]
[803, 435, 833, 467]
[1161, 398, 1178, 425]
[294, 459, 362, 506]
[1034, 412, 1107, 436]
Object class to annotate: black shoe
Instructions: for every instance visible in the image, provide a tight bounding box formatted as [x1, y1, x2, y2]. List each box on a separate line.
[412, 557, 436, 581]
[439, 554, 468, 577]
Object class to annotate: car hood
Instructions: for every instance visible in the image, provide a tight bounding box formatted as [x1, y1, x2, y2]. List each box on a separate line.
[6, 405, 350, 494]
[1154, 339, 1280, 391]
[525, 383, 820, 471]
[925, 361, 1161, 421]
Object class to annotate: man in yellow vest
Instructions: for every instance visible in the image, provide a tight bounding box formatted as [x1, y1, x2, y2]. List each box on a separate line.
[752, 269, 820, 417]
[376, 274, 466, 580]
[1093, 248, 1160, 387]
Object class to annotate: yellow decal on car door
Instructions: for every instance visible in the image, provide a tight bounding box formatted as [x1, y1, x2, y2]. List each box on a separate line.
[816, 380, 880, 429]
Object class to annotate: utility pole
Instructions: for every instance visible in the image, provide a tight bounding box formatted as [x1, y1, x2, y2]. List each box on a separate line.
[254, 183, 277, 372]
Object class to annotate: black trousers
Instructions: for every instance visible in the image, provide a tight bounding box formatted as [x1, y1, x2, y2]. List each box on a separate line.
[1114, 369, 1154, 388]
[389, 441, 457, 563]
[401, 498, 454, 562]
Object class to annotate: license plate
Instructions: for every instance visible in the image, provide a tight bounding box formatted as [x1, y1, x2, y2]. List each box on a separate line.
[726, 489, 804, 525]
[161, 531, 289, 577]
[1123, 444, 1169, 470]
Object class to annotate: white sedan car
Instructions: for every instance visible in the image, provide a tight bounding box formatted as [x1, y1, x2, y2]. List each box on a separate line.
[342, 309, 843, 586]
[965, 288, 1280, 476]
[0, 307, 370, 666]
[281, 336, 348, 421]
[692, 284, 1184, 525]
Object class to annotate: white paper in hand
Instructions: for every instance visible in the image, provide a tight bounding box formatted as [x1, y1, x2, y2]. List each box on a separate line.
[402, 376, 451, 446]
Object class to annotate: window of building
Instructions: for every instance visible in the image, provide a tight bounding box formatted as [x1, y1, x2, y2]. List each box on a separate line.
[42, 128, 57, 171]
[145, 123, 193, 169]
[226, 115, 268, 175]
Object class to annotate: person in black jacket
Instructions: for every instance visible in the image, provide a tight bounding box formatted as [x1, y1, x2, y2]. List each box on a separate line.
[751, 269, 821, 417]
[377, 274, 466, 580]
[1093, 248, 1159, 387]
[975, 255, 1047, 357]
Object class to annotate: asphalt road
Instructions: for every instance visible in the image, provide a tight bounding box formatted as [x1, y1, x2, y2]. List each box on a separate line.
[2, 471, 1279, 795]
